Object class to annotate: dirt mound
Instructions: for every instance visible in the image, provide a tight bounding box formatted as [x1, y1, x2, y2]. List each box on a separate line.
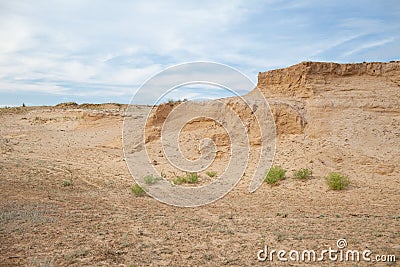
[78, 103, 125, 110]
[145, 61, 398, 140]
[144, 61, 400, 179]
[54, 102, 126, 111]
[55, 102, 79, 108]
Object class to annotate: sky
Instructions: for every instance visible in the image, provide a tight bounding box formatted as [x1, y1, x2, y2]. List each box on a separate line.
[0, 0, 399, 106]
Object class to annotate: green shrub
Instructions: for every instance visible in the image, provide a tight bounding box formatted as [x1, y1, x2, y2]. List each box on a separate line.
[173, 172, 199, 185]
[264, 166, 286, 185]
[131, 184, 145, 196]
[186, 172, 199, 184]
[61, 179, 73, 187]
[325, 172, 350, 190]
[206, 171, 217, 177]
[294, 168, 312, 179]
[173, 176, 187, 185]
[144, 175, 160, 185]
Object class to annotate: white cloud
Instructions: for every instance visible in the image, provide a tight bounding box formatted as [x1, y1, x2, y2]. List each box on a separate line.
[0, 1, 253, 100]
[0, 81, 67, 94]
[310, 34, 365, 58]
[342, 38, 396, 57]
[0, 16, 33, 53]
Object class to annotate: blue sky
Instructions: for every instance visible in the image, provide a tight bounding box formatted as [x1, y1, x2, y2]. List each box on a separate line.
[0, 0, 399, 106]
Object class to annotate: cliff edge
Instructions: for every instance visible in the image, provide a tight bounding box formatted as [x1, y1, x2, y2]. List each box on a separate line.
[144, 61, 400, 179]
[256, 61, 400, 98]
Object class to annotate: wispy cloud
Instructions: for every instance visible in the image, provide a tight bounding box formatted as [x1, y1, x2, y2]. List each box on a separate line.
[342, 38, 396, 57]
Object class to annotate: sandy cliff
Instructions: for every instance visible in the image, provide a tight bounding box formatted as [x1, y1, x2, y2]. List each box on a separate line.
[145, 61, 400, 180]
[257, 61, 400, 98]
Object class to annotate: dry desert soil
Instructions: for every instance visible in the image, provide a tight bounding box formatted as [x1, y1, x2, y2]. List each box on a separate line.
[1, 61, 399, 266]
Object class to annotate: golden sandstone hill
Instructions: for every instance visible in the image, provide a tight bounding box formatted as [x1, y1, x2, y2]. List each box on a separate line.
[256, 61, 400, 133]
[146, 61, 400, 181]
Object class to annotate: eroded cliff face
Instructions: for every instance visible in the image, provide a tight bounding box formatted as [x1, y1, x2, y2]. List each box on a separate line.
[144, 61, 400, 179]
[254, 61, 400, 177]
[257, 61, 400, 98]
[248, 61, 400, 135]
[146, 61, 400, 139]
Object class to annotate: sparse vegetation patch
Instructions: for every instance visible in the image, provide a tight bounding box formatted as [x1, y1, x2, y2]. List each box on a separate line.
[294, 168, 312, 179]
[61, 179, 73, 187]
[206, 171, 217, 177]
[131, 184, 146, 196]
[264, 166, 286, 185]
[144, 175, 161, 185]
[325, 172, 350, 190]
[172, 172, 199, 185]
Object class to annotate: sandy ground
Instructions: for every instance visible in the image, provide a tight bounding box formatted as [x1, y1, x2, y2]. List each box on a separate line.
[0, 103, 398, 266]
[1, 62, 399, 266]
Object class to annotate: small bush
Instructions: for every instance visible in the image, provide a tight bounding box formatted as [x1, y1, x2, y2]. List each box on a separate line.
[206, 171, 217, 178]
[173, 176, 187, 185]
[144, 175, 160, 185]
[325, 172, 350, 190]
[173, 172, 199, 185]
[186, 172, 199, 184]
[61, 179, 73, 187]
[131, 184, 145, 196]
[294, 168, 312, 179]
[264, 166, 286, 185]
